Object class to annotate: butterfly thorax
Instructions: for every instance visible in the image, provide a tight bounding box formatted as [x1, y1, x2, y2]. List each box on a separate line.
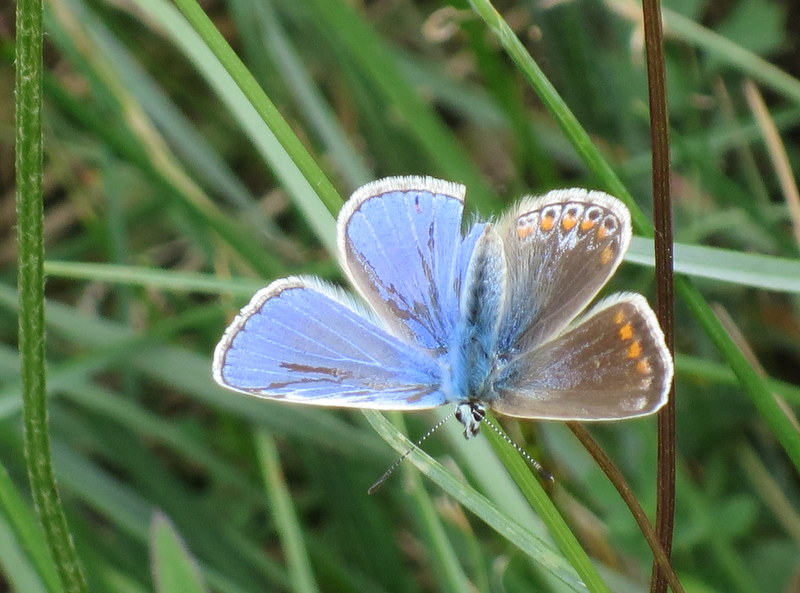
[441, 342, 504, 438]
[439, 220, 513, 438]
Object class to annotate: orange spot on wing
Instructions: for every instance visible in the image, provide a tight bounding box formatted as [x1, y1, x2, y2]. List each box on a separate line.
[614, 310, 625, 325]
[636, 359, 652, 375]
[516, 225, 533, 239]
[600, 245, 614, 265]
[580, 218, 595, 231]
[596, 225, 608, 240]
[618, 322, 634, 341]
[627, 341, 642, 359]
[561, 215, 577, 231]
[540, 213, 555, 232]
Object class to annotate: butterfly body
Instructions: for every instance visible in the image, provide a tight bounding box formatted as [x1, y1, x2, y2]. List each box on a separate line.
[213, 177, 672, 438]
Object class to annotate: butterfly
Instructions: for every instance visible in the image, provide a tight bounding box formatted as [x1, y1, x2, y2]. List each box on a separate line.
[213, 176, 672, 440]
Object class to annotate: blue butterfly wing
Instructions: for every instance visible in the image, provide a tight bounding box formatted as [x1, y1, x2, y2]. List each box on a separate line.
[339, 176, 478, 351]
[213, 277, 446, 409]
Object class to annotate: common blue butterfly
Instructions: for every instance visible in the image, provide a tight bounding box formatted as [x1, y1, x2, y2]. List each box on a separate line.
[213, 177, 672, 440]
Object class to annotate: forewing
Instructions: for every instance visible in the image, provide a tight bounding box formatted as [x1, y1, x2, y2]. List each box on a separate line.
[492, 294, 672, 420]
[339, 176, 475, 351]
[213, 277, 446, 409]
[497, 189, 631, 354]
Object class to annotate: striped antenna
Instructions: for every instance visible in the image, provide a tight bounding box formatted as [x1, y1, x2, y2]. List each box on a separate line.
[482, 417, 554, 482]
[368, 411, 455, 495]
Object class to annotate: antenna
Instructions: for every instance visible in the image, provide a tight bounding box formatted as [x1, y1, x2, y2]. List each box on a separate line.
[482, 417, 554, 482]
[368, 411, 455, 495]
[368, 411, 554, 493]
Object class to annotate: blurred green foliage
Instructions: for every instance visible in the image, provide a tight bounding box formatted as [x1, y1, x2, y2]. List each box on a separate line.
[2, 0, 800, 592]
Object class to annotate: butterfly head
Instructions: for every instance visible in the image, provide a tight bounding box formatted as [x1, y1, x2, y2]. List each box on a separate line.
[454, 400, 487, 439]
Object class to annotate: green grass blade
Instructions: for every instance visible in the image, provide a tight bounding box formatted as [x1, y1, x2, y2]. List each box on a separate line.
[253, 0, 373, 188]
[466, 0, 646, 228]
[364, 411, 590, 593]
[607, 1, 800, 105]
[15, 0, 88, 588]
[628, 238, 800, 293]
[302, 0, 496, 211]
[255, 432, 319, 593]
[401, 468, 476, 593]
[678, 277, 800, 470]
[142, 0, 342, 229]
[0, 464, 63, 593]
[150, 513, 209, 593]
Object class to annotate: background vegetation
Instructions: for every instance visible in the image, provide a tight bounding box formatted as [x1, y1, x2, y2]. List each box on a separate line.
[3, 0, 800, 592]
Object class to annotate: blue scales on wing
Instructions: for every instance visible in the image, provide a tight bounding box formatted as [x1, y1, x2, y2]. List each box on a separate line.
[339, 176, 482, 352]
[213, 277, 447, 409]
